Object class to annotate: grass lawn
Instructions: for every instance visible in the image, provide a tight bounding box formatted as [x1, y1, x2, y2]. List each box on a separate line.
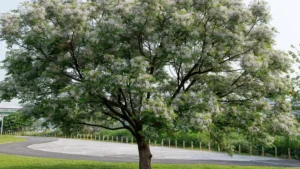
[0, 135, 26, 144]
[0, 153, 299, 169]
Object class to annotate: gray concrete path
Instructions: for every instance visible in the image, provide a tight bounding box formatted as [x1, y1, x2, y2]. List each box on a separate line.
[0, 136, 300, 167]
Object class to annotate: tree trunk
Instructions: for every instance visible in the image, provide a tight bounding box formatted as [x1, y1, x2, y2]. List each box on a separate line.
[137, 137, 152, 169]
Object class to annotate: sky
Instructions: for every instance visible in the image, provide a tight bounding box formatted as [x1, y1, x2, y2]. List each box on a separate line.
[0, 0, 25, 108]
[0, 0, 300, 108]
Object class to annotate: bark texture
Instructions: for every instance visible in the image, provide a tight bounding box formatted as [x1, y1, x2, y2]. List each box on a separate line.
[137, 137, 152, 169]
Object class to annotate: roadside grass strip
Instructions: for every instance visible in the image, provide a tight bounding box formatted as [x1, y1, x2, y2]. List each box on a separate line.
[0, 154, 298, 169]
[0, 135, 26, 144]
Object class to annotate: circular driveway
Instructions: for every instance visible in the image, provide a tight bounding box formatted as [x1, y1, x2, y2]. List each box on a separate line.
[1, 136, 300, 167]
[28, 138, 279, 161]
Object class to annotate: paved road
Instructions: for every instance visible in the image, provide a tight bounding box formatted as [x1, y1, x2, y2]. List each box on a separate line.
[0, 136, 300, 167]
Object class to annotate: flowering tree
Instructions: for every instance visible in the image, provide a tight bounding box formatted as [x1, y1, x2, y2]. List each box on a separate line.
[0, 0, 298, 168]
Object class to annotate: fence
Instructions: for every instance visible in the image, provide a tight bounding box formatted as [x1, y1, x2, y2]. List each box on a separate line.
[3, 131, 295, 159]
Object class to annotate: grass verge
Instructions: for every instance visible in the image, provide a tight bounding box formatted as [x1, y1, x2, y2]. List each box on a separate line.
[0, 153, 298, 169]
[0, 135, 27, 144]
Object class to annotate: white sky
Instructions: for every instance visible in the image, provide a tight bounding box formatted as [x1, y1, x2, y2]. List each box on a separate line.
[0, 0, 300, 108]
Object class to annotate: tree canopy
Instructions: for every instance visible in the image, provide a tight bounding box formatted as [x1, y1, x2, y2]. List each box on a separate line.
[0, 0, 298, 168]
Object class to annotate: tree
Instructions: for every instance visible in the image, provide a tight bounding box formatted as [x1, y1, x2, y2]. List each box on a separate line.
[1, 112, 34, 132]
[0, 0, 298, 168]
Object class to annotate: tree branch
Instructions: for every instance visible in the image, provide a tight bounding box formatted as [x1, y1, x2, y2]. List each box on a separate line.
[69, 32, 84, 79]
[128, 85, 136, 115]
[119, 88, 128, 107]
[218, 84, 244, 98]
[170, 18, 210, 100]
[231, 71, 246, 86]
[78, 122, 126, 130]
[245, 16, 258, 37]
[219, 41, 261, 65]
[218, 98, 252, 103]
[100, 96, 137, 128]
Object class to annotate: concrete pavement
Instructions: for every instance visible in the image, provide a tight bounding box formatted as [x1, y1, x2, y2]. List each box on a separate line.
[0, 136, 300, 167]
[28, 138, 280, 161]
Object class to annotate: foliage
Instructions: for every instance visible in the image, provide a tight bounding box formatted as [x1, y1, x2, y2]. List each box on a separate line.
[0, 153, 297, 169]
[96, 129, 131, 138]
[0, 0, 298, 168]
[2, 112, 34, 132]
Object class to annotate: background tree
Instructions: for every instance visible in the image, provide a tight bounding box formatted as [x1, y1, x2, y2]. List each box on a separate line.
[291, 77, 300, 122]
[1, 112, 34, 132]
[0, 0, 298, 169]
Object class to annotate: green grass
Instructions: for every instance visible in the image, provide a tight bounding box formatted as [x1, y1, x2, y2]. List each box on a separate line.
[0, 135, 26, 144]
[0, 153, 298, 169]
